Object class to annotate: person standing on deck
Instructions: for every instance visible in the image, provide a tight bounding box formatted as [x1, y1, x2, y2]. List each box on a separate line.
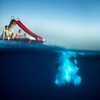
[3, 25, 10, 41]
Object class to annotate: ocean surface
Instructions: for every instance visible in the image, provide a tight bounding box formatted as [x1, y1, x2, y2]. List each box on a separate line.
[0, 41, 100, 100]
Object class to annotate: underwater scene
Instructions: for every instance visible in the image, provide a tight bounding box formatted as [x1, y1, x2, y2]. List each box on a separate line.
[0, 42, 100, 100]
[1, 0, 100, 99]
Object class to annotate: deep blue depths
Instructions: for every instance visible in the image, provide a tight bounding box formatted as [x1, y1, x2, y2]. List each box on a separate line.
[0, 48, 100, 100]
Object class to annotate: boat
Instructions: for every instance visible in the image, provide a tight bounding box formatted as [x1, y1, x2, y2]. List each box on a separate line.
[0, 17, 45, 44]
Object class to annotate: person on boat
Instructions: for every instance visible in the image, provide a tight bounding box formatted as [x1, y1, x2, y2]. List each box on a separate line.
[24, 33, 27, 37]
[11, 32, 15, 39]
[24, 33, 36, 40]
[16, 29, 22, 37]
[3, 25, 10, 41]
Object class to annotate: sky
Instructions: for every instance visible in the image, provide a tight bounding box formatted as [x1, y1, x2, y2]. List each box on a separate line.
[0, 0, 100, 50]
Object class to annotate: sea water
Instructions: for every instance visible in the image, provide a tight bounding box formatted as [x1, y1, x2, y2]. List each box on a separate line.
[0, 41, 100, 100]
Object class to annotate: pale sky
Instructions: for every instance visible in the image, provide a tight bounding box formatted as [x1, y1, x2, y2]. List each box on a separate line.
[0, 0, 100, 50]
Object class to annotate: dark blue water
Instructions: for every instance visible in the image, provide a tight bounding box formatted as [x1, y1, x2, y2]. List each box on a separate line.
[0, 42, 100, 100]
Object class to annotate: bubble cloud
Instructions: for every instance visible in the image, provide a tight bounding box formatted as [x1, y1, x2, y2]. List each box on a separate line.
[54, 51, 81, 86]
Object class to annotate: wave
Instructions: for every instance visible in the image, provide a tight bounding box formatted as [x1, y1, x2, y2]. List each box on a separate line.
[0, 41, 100, 54]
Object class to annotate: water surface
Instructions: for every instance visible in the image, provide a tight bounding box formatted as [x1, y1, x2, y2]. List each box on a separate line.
[0, 42, 100, 100]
